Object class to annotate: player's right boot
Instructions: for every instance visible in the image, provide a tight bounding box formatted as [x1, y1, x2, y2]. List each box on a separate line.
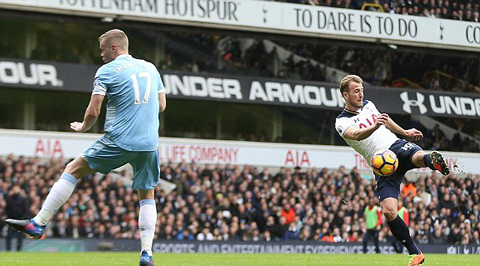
[139, 250, 155, 266]
[407, 253, 425, 266]
[5, 219, 46, 240]
[431, 151, 450, 175]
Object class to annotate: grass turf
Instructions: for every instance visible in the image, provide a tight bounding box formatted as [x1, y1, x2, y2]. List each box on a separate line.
[0, 253, 479, 266]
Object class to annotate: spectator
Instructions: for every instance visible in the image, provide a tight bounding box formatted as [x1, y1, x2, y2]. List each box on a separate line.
[286, 221, 300, 240]
[5, 185, 30, 251]
[363, 198, 382, 254]
[197, 227, 214, 241]
[471, 230, 480, 245]
[403, 180, 417, 198]
[281, 203, 296, 225]
[430, 226, 447, 244]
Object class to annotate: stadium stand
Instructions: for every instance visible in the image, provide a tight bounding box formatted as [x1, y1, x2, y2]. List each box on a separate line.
[23, 31, 480, 94]
[3, 17, 478, 94]
[1, 155, 479, 245]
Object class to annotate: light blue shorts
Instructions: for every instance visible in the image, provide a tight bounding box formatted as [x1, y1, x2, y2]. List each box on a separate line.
[81, 138, 159, 190]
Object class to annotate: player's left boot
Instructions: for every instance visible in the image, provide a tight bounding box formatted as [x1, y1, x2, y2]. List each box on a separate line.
[431, 151, 450, 175]
[407, 253, 425, 266]
[5, 219, 46, 240]
[139, 250, 155, 266]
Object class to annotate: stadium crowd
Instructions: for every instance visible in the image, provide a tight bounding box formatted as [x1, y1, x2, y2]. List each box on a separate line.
[1, 154, 479, 247]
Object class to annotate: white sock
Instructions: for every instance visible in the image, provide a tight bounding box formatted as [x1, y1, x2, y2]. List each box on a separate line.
[33, 173, 77, 226]
[139, 199, 157, 256]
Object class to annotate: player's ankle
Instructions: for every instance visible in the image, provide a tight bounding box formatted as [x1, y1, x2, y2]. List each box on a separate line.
[32, 217, 47, 227]
[142, 249, 152, 256]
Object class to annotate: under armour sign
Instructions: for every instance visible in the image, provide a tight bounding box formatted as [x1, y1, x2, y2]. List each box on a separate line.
[400, 92, 428, 114]
[0, 61, 63, 87]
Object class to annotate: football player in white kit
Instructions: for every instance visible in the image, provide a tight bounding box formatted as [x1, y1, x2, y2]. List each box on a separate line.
[335, 75, 450, 266]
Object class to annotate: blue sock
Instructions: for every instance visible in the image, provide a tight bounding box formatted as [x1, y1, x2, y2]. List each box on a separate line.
[423, 153, 435, 170]
[387, 216, 421, 255]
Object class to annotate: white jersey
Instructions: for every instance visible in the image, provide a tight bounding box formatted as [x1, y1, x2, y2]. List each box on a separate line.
[335, 100, 398, 162]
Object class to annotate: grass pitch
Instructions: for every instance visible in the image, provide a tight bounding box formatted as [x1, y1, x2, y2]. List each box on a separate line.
[0, 252, 479, 266]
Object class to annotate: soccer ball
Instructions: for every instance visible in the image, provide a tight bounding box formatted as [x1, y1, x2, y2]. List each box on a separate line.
[371, 149, 398, 176]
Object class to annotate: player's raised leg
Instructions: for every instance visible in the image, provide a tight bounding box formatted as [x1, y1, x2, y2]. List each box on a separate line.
[411, 150, 450, 175]
[6, 156, 93, 239]
[138, 189, 157, 266]
[381, 198, 425, 266]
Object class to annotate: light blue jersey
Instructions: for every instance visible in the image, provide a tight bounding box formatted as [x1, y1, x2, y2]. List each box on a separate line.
[92, 55, 164, 151]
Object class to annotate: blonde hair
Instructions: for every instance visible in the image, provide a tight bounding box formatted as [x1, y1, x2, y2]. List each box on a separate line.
[98, 29, 129, 51]
[339, 75, 363, 93]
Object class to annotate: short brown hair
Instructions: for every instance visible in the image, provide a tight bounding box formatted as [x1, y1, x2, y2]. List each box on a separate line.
[339, 75, 363, 93]
[99, 29, 129, 51]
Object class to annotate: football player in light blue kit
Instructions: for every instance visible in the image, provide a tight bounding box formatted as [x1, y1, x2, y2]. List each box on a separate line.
[6, 29, 166, 266]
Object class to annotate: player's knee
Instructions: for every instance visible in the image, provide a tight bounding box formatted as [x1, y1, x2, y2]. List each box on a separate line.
[137, 189, 155, 200]
[64, 161, 81, 178]
[64, 157, 91, 178]
[64, 160, 75, 173]
[382, 207, 397, 221]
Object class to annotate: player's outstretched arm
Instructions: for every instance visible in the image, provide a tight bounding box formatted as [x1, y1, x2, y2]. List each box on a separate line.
[385, 115, 423, 141]
[343, 113, 389, 141]
[70, 94, 105, 132]
[159, 92, 166, 113]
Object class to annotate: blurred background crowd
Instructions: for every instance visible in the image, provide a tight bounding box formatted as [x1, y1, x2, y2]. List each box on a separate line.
[1, 154, 479, 246]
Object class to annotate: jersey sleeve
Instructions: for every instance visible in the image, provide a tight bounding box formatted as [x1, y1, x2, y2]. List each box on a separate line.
[157, 71, 165, 94]
[335, 118, 353, 136]
[92, 66, 109, 96]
